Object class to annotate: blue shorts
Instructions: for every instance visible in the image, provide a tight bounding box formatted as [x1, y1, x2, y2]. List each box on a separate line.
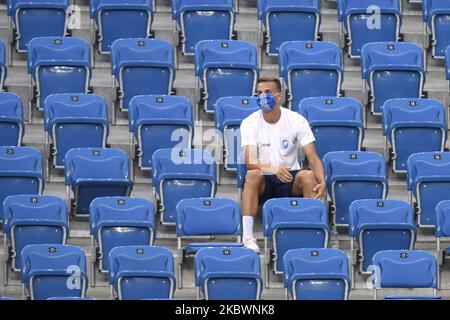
[260, 170, 300, 202]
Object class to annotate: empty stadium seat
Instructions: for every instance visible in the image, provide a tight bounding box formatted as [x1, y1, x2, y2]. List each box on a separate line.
[108, 246, 175, 300]
[383, 98, 446, 173]
[152, 148, 217, 225]
[8, 0, 70, 52]
[361, 42, 425, 115]
[0, 146, 44, 221]
[263, 198, 329, 287]
[435, 200, 450, 265]
[176, 197, 242, 288]
[27, 37, 92, 111]
[172, 0, 236, 55]
[323, 151, 388, 227]
[90, 0, 153, 54]
[195, 40, 258, 115]
[423, 0, 450, 59]
[279, 41, 343, 112]
[44, 93, 109, 171]
[89, 196, 155, 284]
[0, 92, 24, 147]
[21, 244, 87, 300]
[0, 40, 7, 90]
[338, 0, 401, 58]
[407, 152, 450, 227]
[215, 96, 259, 171]
[64, 148, 133, 216]
[257, 0, 321, 55]
[194, 247, 262, 300]
[111, 38, 175, 115]
[371, 250, 438, 300]
[128, 95, 193, 171]
[298, 97, 364, 159]
[283, 248, 350, 300]
[349, 199, 416, 275]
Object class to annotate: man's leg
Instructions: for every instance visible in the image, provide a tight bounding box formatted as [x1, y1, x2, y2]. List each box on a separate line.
[241, 169, 266, 252]
[291, 170, 316, 198]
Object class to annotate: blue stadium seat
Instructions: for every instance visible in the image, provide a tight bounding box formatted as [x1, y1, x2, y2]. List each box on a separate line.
[128, 95, 193, 171]
[108, 246, 176, 300]
[0, 40, 7, 90]
[338, 0, 401, 58]
[0, 297, 13, 300]
[435, 200, 450, 266]
[257, 0, 321, 56]
[89, 197, 155, 280]
[361, 42, 425, 115]
[111, 38, 175, 113]
[423, 0, 450, 59]
[90, 0, 153, 54]
[0, 146, 44, 221]
[279, 41, 343, 112]
[349, 199, 416, 275]
[27, 37, 92, 111]
[47, 297, 95, 300]
[298, 97, 364, 159]
[407, 152, 450, 227]
[371, 250, 438, 300]
[21, 244, 87, 300]
[383, 98, 446, 173]
[283, 248, 350, 300]
[195, 40, 258, 115]
[262, 198, 329, 287]
[64, 148, 133, 216]
[215, 96, 259, 171]
[176, 198, 242, 288]
[44, 93, 109, 170]
[323, 151, 388, 227]
[444, 45, 450, 83]
[194, 247, 262, 300]
[3, 195, 68, 278]
[0, 92, 24, 147]
[172, 0, 236, 55]
[8, 0, 69, 52]
[152, 148, 217, 225]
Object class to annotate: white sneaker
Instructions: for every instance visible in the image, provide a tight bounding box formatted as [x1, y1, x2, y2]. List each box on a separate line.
[243, 236, 260, 254]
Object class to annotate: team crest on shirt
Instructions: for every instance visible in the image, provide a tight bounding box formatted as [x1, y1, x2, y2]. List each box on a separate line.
[281, 139, 289, 150]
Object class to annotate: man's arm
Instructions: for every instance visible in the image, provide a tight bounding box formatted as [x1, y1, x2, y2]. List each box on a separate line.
[302, 143, 326, 200]
[244, 145, 293, 183]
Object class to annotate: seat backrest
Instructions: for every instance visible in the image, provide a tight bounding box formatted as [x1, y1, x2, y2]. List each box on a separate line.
[382, 98, 446, 136]
[111, 38, 174, 77]
[89, 196, 155, 236]
[152, 148, 216, 188]
[372, 250, 437, 289]
[279, 41, 342, 79]
[0, 146, 43, 174]
[0, 39, 7, 66]
[361, 42, 424, 81]
[283, 248, 349, 287]
[10, 0, 69, 16]
[323, 151, 387, 186]
[262, 197, 327, 238]
[173, 0, 234, 21]
[21, 244, 87, 284]
[108, 245, 173, 285]
[298, 96, 362, 123]
[91, 0, 152, 17]
[338, 0, 400, 21]
[0, 92, 24, 124]
[64, 148, 130, 186]
[194, 40, 258, 77]
[176, 197, 241, 236]
[44, 93, 108, 133]
[194, 247, 260, 286]
[128, 95, 193, 133]
[3, 194, 68, 235]
[423, 0, 450, 23]
[406, 152, 450, 191]
[349, 199, 413, 238]
[215, 96, 259, 132]
[258, 0, 320, 21]
[436, 200, 450, 238]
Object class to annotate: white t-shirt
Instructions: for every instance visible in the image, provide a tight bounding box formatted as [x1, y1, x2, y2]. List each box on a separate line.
[240, 108, 315, 171]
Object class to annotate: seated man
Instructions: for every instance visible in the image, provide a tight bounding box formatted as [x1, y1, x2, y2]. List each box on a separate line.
[240, 77, 326, 253]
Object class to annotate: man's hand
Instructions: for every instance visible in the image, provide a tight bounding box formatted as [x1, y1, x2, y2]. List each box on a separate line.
[275, 167, 293, 183]
[313, 182, 326, 200]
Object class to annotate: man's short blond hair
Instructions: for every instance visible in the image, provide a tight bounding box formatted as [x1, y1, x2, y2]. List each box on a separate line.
[256, 77, 282, 92]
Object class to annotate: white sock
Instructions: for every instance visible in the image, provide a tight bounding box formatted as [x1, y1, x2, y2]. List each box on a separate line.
[242, 216, 254, 239]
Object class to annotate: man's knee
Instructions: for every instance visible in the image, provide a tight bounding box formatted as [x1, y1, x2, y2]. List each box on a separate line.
[296, 170, 315, 186]
[244, 170, 264, 189]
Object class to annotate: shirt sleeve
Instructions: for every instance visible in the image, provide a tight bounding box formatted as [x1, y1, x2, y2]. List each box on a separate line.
[240, 116, 257, 147]
[296, 114, 316, 147]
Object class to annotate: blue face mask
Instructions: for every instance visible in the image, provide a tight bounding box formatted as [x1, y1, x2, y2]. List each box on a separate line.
[257, 93, 276, 113]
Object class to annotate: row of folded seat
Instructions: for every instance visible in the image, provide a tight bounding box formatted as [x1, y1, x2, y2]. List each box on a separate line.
[1, 191, 445, 300]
